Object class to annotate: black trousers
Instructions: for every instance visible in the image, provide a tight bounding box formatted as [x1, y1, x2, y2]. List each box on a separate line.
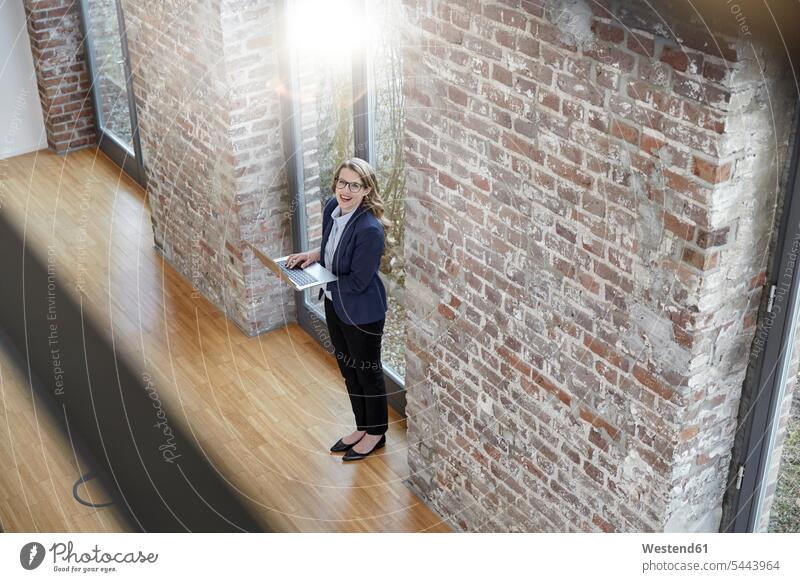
[324, 297, 388, 435]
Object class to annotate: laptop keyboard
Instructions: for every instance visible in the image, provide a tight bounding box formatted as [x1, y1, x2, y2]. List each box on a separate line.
[276, 260, 318, 287]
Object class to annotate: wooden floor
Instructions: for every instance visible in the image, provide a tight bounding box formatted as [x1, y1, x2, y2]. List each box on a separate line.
[0, 147, 449, 533]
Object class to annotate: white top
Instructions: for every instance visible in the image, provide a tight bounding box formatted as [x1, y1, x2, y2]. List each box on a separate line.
[323, 204, 357, 300]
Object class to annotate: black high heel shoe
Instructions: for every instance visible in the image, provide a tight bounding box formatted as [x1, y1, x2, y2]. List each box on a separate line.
[330, 434, 364, 453]
[342, 434, 386, 461]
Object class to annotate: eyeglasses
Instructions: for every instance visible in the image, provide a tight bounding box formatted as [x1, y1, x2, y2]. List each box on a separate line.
[336, 179, 365, 194]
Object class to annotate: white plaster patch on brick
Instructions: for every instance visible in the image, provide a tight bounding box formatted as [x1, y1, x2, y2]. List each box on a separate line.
[665, 500, 722, 532]
[620, 448, 654, 500]
[631, 304, 691, 368]
[550, 0, 593, 46]
[506, 54, 531, 76]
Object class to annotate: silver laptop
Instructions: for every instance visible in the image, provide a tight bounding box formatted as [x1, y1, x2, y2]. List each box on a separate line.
[246, 242, 337, 291]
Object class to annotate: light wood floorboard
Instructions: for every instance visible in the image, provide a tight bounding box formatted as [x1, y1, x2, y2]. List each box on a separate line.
[0, 148, 449, 533]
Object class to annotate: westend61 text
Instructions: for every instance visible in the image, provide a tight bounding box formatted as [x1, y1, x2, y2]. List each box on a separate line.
[642, 543, 708, 554]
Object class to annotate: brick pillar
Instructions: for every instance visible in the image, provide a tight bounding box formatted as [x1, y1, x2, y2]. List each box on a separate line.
[22, 0, 96, 154]
[121, 0, 292, 334]
[402, 0, 797, 531]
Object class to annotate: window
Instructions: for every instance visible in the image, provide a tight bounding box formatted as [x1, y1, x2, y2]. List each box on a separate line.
[725, 114, 800, 533]
[283, 0, 407, 406]
[367, 0, 407, 380]
[79, 0, 145, 185]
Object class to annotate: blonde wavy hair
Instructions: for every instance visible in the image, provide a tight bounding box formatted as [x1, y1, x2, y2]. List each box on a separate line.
[331, 158, 393, 231]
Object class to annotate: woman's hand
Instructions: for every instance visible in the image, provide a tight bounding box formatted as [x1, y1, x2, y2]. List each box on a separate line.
[285, 249, 319, 269]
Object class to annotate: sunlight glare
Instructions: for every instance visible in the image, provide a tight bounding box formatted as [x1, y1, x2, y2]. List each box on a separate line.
[288, 0, 366, 61]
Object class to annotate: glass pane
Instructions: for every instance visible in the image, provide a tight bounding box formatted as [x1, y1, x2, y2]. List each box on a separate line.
[367, 0, 406, 380]
[85, 0, 134, 150]
[287, 0, 357, 314]
[759, 313, 800, 532]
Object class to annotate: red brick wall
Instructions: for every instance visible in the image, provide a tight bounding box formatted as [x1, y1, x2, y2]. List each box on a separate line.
[122, 0, 293, 335]
[402, 0, 796, 531]
[23, 0, 96, 154]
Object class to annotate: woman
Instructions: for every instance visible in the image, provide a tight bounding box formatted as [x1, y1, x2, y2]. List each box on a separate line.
[285, 158, 391, 461]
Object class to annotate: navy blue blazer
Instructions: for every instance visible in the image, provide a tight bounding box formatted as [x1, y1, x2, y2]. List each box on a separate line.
[317, 196, 388, 325]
